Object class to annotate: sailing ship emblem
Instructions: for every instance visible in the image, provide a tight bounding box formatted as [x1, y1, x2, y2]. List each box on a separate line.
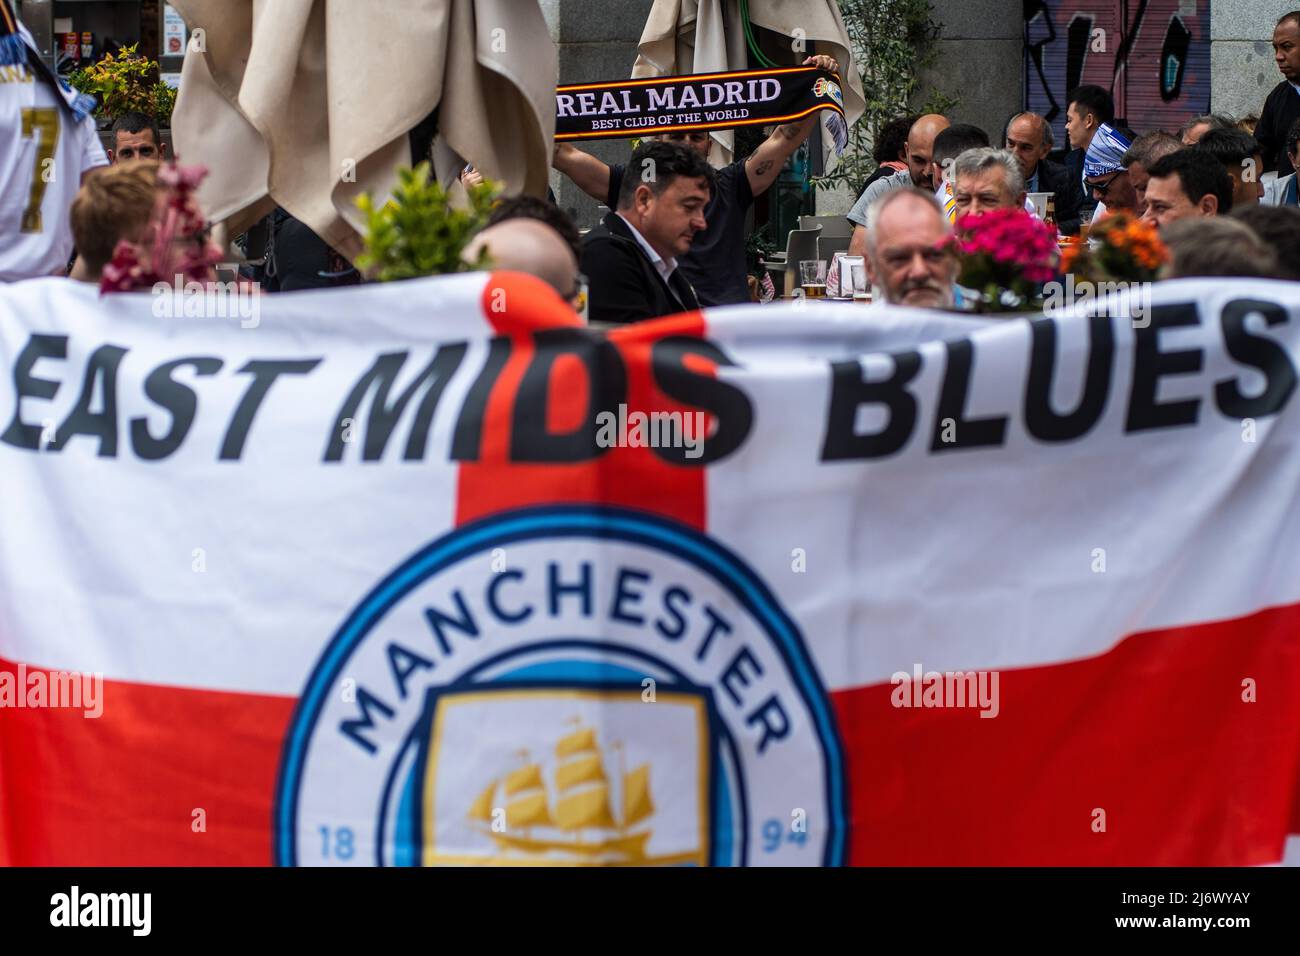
[467, 718, 656, 862]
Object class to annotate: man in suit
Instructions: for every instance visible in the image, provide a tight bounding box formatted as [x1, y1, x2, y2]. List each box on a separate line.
[1062, 85, 1115, 231]
[1256, 11, 1300, 180]
[556, 53, 840, 308]
[580, 141, 714, 325]
[1003, 111, 1080, 232]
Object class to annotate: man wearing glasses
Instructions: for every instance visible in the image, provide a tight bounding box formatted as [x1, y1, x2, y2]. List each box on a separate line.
[1082, 123, 1139, 222]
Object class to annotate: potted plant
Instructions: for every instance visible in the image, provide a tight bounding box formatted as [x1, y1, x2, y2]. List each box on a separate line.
[950, 208, 1059, 314]
[1058, 213, 1168, 283]
[67, 43, 177, 130]
[355, 162, 500, 281]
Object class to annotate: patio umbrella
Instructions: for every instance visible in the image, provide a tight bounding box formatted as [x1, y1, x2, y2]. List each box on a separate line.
[169, 0, 557, 261]
[632, 0, 865, 166]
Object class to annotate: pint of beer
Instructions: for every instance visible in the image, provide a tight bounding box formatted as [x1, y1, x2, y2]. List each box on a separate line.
[799, 260, 827, 299]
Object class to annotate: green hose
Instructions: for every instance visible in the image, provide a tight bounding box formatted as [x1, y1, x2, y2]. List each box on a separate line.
[739, 0, 779, 68]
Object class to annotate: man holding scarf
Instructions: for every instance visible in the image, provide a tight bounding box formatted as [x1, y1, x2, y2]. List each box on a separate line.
[554, 53, 839, 308]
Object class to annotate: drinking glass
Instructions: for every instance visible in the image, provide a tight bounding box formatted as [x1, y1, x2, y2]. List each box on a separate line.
[799, 260, 827, 299]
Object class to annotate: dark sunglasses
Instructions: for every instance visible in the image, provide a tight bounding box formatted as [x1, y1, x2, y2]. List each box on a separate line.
[1088, 170, 1124, 197]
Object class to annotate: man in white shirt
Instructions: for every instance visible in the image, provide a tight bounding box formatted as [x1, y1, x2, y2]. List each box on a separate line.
[0, 7, 109, 282]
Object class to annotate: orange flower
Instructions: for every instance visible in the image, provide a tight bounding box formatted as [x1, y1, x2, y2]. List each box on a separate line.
[1059, 242, 1081, 274]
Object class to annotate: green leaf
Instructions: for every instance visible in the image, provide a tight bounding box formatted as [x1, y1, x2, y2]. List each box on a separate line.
[354, 162, 502, 282]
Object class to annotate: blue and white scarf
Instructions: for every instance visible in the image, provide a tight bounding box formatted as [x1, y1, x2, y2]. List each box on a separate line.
[1, 3, 98, 121]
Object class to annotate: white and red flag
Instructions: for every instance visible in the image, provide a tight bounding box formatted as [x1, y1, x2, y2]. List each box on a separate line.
[1, 274, 1297, 866]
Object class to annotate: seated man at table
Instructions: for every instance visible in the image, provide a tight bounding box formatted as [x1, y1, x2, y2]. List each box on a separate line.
[580, 141, 714, 325]
[1004, 111, 1082, 232]
[847, 113, 951, 258]
[951, 147, 1026, 219]
[864, 187, 957, 309]
[67, 160, 160, 283]
[1180, 113, 1235, 146]
[1122, 131, 1182, 216]
[1195, 127, 1266, 208]
[1160, 217, 1279, 278]
[463, 218, 583, 308]
[927, 124, 990, 221]
[1082, 123, 1138, 221]
[1140, 148, 1234, 229]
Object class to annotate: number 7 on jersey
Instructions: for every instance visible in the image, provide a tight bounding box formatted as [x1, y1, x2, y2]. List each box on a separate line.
[20, 107, 60, 234]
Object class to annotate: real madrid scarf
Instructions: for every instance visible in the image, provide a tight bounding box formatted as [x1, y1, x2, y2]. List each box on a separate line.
[555, 66, 848, 153]
[1, 2, 97, 120]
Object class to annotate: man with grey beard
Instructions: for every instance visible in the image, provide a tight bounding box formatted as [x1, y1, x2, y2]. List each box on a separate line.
[864, 188, 957, 309]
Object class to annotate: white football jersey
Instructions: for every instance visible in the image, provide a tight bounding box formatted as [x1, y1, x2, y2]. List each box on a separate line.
[0, 60, 108, 282]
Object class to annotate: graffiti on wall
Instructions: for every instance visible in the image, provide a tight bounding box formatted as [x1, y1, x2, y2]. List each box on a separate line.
[1025, 0, 1212, 145]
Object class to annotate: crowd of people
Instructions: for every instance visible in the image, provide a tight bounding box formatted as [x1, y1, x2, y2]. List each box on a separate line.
[4, 7, 1300, 325]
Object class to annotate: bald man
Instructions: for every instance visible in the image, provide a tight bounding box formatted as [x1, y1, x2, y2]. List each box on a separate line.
[1004, 111, 1083, 233]
[463, 219, 583, 309]
[847, 113, 950, 257]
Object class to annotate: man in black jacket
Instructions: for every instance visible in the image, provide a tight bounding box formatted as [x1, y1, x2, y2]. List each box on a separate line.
[1062, 85, 1115, 231]
[556, 53, 840, 307]
[1256, 11, 1300, 179]
[580, 141, 714, 325]
[1004, 111, 1080, 231]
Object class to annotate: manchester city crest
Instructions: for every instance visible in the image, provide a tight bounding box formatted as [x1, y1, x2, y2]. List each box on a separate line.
[275, 506, 846, 866]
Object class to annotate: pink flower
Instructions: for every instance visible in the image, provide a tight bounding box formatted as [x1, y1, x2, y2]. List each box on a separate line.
[100, 162, 222, 295]
[156, 162, 208, 191]
[956, 208, 1056, 269]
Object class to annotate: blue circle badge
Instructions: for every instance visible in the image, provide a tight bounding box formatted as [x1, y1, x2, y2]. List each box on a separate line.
[276, 506, 846, 866]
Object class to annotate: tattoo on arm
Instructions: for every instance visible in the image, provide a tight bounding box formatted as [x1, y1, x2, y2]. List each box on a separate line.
[753, 160, 775, 178]
[778, 123, 803, 141]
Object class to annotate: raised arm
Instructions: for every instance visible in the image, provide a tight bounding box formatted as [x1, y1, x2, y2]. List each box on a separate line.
[554, 143, 613, 203]
[744, 54, 840, 196]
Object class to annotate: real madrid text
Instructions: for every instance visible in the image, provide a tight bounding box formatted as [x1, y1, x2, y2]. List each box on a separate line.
[3, 299, 1296, 465]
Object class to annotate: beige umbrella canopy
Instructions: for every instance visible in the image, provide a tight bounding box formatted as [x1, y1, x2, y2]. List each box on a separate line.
[633, 0, 865, 168]
[170, 0, 557, 261]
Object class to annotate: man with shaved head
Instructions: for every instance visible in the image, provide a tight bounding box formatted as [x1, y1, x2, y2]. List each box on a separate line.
[1004, 111, 1082, 233]
[464, 218, 583, 310]
[848, 113, 950, 257]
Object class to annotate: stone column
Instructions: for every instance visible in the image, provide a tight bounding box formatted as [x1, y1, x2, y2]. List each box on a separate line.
[919, 0, 1023, 145]
[549, 0, 655, 229]
[1211, 1, 1295, 122]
